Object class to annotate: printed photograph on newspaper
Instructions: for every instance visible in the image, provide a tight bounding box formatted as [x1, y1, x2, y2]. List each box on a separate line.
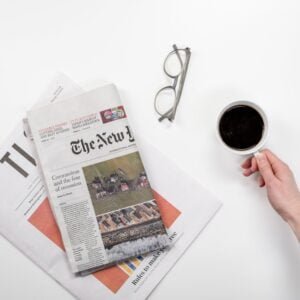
[83, 151, 168, 262]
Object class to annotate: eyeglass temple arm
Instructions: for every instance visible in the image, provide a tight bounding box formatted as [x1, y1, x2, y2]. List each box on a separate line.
[168, 48, 191, 121]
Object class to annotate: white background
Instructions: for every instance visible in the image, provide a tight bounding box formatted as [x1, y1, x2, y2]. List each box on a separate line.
[1, 0, 300, 299]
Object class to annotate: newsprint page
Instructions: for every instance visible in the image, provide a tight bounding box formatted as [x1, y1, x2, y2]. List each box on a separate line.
[0, 74, 222, 300]
[27, 84, 169, 275]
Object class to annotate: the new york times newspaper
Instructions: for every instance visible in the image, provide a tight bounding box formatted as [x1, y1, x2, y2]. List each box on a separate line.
[27, 84, 169, 275]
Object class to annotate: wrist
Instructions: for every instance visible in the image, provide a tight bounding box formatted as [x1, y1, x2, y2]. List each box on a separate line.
[286, 200, 300, 241]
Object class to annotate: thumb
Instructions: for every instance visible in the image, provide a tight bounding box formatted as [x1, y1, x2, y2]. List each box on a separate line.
[255, 152, 276, 185]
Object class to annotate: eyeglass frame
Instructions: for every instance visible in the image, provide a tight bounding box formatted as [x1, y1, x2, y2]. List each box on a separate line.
[154, 44, 191, 122]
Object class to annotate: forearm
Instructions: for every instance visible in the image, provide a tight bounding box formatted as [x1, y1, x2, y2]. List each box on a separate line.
[286, 202, 300, 241]
[288, 221, 300, 241]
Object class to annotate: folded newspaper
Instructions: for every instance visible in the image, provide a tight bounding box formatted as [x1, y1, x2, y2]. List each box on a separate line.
[26, 84, 170, 275]
[0, 73, 222, 299]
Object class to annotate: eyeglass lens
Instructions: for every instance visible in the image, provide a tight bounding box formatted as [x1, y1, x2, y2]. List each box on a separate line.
[154, 87, 176, 117]
[164, 49, 187, 78]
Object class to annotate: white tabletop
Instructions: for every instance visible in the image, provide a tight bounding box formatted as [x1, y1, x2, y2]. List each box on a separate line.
[1, 0, 300, 299]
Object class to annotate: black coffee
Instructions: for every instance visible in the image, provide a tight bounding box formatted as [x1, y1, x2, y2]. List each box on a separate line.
[219, 105, 264, 150]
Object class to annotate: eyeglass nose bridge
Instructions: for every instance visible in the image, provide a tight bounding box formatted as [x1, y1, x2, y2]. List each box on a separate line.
[154, 85, 177, 120]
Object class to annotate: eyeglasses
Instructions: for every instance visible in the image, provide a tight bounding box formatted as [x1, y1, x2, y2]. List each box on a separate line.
[154, 44, 191, 122]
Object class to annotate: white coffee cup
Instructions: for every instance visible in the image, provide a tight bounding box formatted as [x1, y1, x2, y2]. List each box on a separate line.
[216, 100, 268, 155]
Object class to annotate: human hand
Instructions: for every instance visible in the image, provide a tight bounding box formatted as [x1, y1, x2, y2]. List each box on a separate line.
[241, 149, 300, 240]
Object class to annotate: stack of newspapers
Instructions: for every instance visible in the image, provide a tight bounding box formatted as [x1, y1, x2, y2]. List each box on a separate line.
[0, 74, 222, 299]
